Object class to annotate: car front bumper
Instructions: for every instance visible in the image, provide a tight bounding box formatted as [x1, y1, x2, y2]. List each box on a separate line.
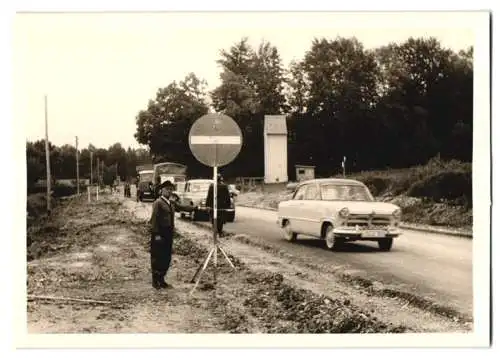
[333, 226, 401, 239]
[193, 206, 235, 213]
[139, 191, 155, 199]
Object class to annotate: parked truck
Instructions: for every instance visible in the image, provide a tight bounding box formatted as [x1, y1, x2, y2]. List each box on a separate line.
[135, 164, 155, 202]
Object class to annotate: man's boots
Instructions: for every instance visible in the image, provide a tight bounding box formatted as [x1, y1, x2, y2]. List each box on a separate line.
[152, 272, 161, 289]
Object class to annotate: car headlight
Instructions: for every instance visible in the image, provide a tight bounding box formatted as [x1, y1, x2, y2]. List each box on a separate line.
[392, 208, 402, 219]
[339, 207, 350, 218]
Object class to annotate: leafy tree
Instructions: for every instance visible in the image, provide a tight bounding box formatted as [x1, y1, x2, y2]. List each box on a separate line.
[26, 157, 44, 189]
[373, 38, 472, 166]
[285, 37, 380, 174]
[211, 38, 288, 177]
[134, 73, 210, 176]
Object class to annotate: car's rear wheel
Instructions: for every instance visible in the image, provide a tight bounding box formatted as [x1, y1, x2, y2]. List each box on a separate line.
[282, 220, 297, 242]
[378, 238, 393, 251]
[324, 225, 344, 251]
[192, 210, 201, 221]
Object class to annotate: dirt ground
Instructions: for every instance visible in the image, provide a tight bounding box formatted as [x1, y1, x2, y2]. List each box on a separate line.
[26, 193, 471, 333]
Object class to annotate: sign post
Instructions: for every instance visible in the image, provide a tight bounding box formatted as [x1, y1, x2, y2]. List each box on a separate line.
[76, 136, 80, 195]
[187, 113, 243, 295]
[342, 156, 347, 178]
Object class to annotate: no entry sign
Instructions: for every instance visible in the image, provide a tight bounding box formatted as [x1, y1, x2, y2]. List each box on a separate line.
[189, 113, 243, 167]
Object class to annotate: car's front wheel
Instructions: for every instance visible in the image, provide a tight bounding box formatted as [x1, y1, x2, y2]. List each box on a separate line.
[324, 225, 344, 251]
[378, 238, 393, 251]
[282, 220, 297, 242]
[227, 211, 235, 223]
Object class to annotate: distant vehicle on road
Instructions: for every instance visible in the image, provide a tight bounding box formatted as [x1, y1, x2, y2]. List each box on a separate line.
[152, 162, 188, 202]
[136, 169, 155, 202]
[277, 178, 402, 251]
[178, 179, 236, 222]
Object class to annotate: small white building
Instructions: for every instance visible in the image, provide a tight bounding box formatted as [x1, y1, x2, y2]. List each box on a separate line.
[264, 115, 288, 184]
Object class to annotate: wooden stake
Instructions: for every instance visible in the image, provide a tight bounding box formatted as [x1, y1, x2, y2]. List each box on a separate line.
[27, 295, 111, 305]
[90, 151, 93, 185]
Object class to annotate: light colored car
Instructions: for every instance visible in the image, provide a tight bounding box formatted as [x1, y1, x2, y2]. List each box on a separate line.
[178, 179, 236, 222]
[277, 178, 402, 251]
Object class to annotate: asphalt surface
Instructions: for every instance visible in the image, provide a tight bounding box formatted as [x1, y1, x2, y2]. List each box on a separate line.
[196, 205, 473, 317]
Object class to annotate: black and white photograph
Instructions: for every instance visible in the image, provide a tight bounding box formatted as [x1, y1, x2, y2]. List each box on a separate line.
[10, 4, 492, 350]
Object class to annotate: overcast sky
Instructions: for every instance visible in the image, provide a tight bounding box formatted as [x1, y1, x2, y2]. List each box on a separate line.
[15, 12, 478, 150]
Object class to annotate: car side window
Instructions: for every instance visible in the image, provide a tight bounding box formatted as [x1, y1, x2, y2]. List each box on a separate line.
[305, 184, 320, 200]
[293, 185, 307, 200]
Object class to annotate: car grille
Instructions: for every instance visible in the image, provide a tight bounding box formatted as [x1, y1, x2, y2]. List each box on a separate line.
[346, 214, 392, 227]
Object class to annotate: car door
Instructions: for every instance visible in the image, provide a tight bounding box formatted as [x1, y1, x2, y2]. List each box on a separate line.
[288, 184, 308, 234]
[303, 183, 322, 236]
[179, 182, 190, 206]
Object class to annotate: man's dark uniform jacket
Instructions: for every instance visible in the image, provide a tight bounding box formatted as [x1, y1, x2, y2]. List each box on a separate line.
[205, 183, 231, 210]
[150, 196, 175, 236]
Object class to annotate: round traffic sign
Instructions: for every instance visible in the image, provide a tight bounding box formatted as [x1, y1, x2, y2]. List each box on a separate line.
[188, 113, 243, 167]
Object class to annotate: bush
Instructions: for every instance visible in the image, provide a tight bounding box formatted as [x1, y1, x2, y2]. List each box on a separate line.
[348, 157, 472, 205]
[52, 183, 77, 198]
[407, 171, 472, 208]
[360, 176, 392, 196]
[27, 193, 55, 218]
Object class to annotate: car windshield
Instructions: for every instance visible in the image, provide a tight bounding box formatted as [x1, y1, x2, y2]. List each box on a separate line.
[320, 184, 373, 202]
[190, 183, 211, 192]
[139, 173, 153, 182]
[154, 163, 187, 175]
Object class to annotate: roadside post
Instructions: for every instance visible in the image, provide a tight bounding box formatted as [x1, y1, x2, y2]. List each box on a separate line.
[188, 113, 243, 295]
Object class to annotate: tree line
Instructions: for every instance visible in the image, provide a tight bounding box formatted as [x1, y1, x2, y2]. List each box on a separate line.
[26, 140, 152, 189]
[134, 36, 473, 180]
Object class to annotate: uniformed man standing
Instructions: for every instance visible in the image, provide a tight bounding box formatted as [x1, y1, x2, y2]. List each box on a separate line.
[149, 180, 192, 289]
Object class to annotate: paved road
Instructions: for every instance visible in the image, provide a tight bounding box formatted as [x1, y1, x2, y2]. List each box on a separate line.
[196, 205, 473, 317]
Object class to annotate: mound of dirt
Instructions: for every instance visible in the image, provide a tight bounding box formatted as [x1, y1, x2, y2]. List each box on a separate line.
[240, 271, 408, 333]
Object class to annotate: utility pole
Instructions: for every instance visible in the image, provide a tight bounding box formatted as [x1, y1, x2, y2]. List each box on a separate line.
[90, 151, 93, 185]
[75, 136, 80, 195]
[97, 157, 100, 186]
[44, 95, 52, 213]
